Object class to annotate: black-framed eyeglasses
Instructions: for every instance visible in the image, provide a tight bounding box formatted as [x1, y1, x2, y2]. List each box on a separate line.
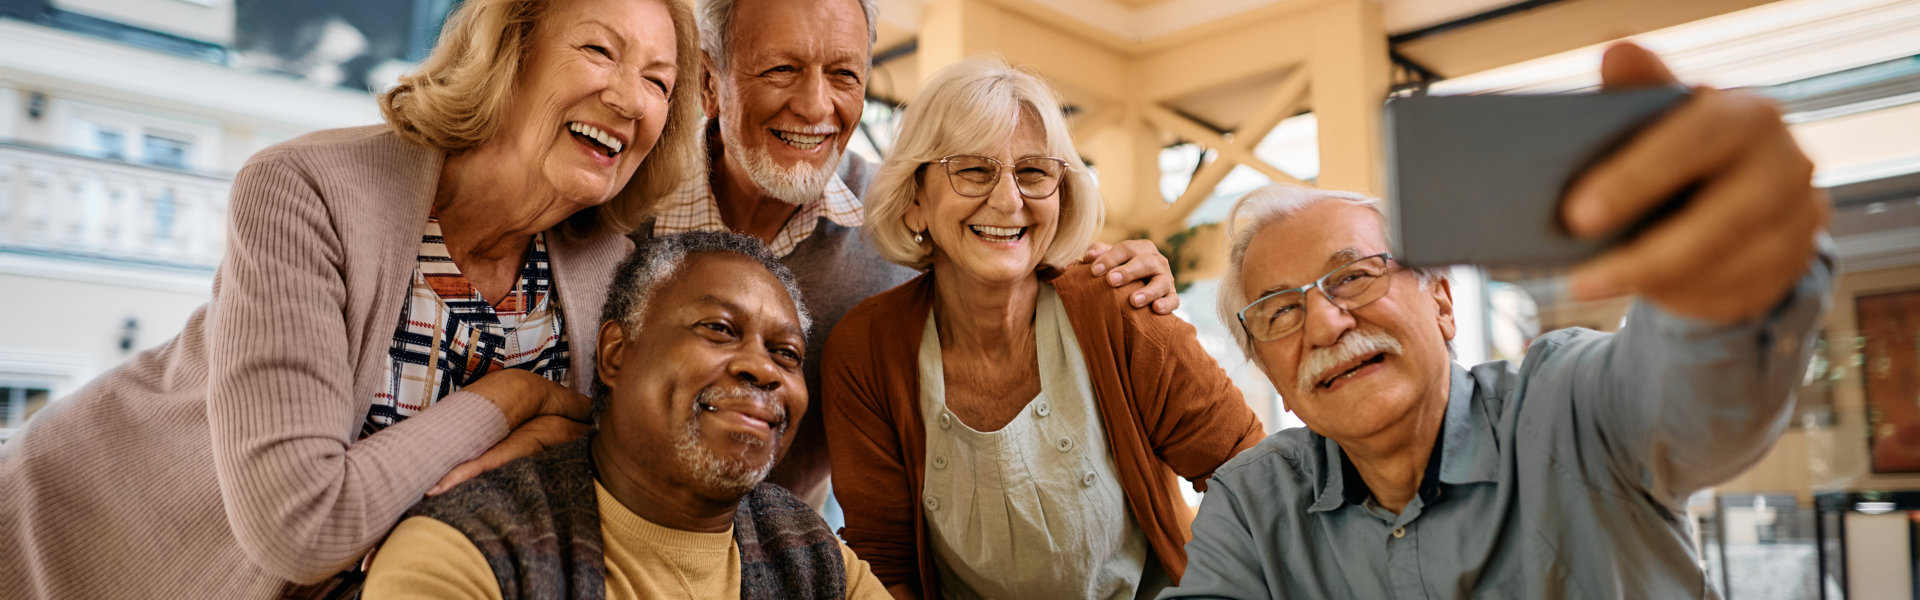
[935, 154, 1069, 199]
[1236, 253, 1397, 342]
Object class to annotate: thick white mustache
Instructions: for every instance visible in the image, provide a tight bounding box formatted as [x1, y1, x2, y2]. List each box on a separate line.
[1296, 328, 1404, 395]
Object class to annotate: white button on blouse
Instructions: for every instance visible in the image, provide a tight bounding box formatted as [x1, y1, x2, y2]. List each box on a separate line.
[915, 285, 1151, 600]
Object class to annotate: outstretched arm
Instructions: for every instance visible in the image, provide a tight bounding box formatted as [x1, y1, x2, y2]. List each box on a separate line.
[1535, 42, 1833, 507]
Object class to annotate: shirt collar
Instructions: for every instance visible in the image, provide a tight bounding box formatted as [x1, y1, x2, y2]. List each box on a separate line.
[1439, 362, 1502, 486]
[653, 155, 864, 256]
[1307, 363, 1497, 513]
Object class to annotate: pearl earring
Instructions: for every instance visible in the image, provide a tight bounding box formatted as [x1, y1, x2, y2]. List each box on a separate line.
[913, 230, 924, 244]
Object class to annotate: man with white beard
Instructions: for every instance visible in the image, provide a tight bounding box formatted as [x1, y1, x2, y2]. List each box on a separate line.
[644, 0, 1185, 509]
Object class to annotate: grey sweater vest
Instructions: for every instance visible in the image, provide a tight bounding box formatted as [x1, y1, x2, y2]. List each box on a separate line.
[406, 438, 847, 600]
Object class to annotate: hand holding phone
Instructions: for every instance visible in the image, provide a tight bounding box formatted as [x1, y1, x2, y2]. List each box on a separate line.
[1385, 87, 1690, 269]
[1388, 42, 1826, 324]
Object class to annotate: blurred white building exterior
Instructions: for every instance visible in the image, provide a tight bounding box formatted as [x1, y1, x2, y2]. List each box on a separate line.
[0, 0, 388, 439]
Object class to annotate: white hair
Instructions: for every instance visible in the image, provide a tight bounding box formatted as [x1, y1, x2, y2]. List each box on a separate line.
[700, 0, 880, 69]
[1215, 184, 1447, 359]
[863, 56, 1103, 270]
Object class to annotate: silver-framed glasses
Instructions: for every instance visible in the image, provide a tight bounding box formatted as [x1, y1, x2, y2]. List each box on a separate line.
[935, 154, 1069, 199]
[1236, 253, 1397, 342]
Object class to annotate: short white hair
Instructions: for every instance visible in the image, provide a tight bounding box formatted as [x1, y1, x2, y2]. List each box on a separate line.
[864, 56, 1102, 270]
[1215, 184, 1446, 359]
[700, 0, 880, 69]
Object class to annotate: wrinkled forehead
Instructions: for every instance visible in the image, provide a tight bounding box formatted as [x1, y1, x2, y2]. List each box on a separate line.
[729, 0, 871, 59]
[1241, 202, 1392, 293]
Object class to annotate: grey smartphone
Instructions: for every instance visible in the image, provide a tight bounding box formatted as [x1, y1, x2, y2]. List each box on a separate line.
[1384, 87, 1692, 268]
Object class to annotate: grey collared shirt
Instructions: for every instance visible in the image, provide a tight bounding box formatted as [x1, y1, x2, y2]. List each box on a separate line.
[1162, 254, 1831, 600]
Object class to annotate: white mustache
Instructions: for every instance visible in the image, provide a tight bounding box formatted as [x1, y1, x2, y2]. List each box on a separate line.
[1296, 328, 1404, 395]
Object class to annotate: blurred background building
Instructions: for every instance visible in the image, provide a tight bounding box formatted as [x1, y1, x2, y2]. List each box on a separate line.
[2, 0, 1917, 597]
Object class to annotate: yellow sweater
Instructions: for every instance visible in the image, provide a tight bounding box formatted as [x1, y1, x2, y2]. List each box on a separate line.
[363, 482, 889, 599]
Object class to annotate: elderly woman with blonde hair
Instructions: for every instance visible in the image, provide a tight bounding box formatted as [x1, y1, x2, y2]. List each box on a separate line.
[822, 57, 1266, 600]
[0, 0, 700, 597]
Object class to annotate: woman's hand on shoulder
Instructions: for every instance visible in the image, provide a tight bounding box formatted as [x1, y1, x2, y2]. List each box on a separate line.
[429, 415, 589, 495]
[462, 369, 590, 427]
[1082, 240, 1180, 315]
[429, 370, 593, 494]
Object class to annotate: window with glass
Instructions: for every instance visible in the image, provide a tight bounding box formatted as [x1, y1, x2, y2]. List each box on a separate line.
[141, 134, 193, 170]
[0, 384, 53, 441]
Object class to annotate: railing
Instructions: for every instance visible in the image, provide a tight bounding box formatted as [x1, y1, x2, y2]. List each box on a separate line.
[0, 142, 230, 269]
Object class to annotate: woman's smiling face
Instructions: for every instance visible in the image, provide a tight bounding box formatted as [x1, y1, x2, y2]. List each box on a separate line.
[492, 0, 679, 210]
[908, 116, 1062, 285]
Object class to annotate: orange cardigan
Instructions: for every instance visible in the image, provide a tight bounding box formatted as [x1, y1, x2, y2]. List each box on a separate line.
[822, 264, 1266, 596]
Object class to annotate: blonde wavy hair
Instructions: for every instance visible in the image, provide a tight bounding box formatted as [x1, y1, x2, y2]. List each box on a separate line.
[865, 56, 1103, 271]
[379, 0, 702, 232]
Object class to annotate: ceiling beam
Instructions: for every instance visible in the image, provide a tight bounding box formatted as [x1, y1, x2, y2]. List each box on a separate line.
[1394, 0, 1781, 78]
[1160, 68, 1312, 226]
[1136, 16, 1310, 102]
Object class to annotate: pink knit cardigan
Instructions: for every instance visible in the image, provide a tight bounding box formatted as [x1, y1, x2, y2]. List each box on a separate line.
[0, 126, 633, 599]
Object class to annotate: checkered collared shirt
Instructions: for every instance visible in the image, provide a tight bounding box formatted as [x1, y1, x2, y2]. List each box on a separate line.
[363, 217, 568, 437]
[653, 168, 865, 257]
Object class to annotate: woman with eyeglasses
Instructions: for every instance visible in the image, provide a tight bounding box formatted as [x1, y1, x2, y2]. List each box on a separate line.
[820, 57, 1265, 600]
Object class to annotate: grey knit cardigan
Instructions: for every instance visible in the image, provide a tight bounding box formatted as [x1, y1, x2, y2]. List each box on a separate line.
[0, 125, 632, 599]
[410, 438, 847, 600]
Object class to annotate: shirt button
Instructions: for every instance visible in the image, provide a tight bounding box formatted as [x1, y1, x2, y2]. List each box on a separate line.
[1056, 436, 1075, 453]
[938, 413, 952, 430]
[925, 496, 940, 511]
[933, 455, 948, 470]
[1392, 527, 1406, 539]
[1034, 401, 1051, 417]
[1082, 471, 1097, 487]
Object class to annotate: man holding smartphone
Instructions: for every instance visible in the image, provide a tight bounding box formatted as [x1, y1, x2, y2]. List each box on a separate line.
[1164, 43, 1829, 599]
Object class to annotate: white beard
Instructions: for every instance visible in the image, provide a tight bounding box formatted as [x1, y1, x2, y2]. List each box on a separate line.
[722, 121, 843, 206]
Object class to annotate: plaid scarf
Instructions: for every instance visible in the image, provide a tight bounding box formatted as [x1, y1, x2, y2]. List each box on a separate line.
[406, 438, 846, 600]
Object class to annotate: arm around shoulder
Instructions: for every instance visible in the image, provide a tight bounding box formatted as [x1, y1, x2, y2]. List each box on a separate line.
[1109, 282, 1266, 489]
[206, 156, 510, 582]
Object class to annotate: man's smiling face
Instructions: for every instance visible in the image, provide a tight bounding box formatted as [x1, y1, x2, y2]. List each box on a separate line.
[703, 0, 870, 205]
[1238, 202, 1457, 444]
[596, 252, 808, 501]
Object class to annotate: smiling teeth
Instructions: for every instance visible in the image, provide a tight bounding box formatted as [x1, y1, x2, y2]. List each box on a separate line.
[773, 130, 828, 149]
[971, 225, 1022, 237]
[568, 122, 623, 154]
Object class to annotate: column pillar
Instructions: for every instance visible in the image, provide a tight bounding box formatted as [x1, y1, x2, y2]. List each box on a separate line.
[1308, 0, 1389, 196]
